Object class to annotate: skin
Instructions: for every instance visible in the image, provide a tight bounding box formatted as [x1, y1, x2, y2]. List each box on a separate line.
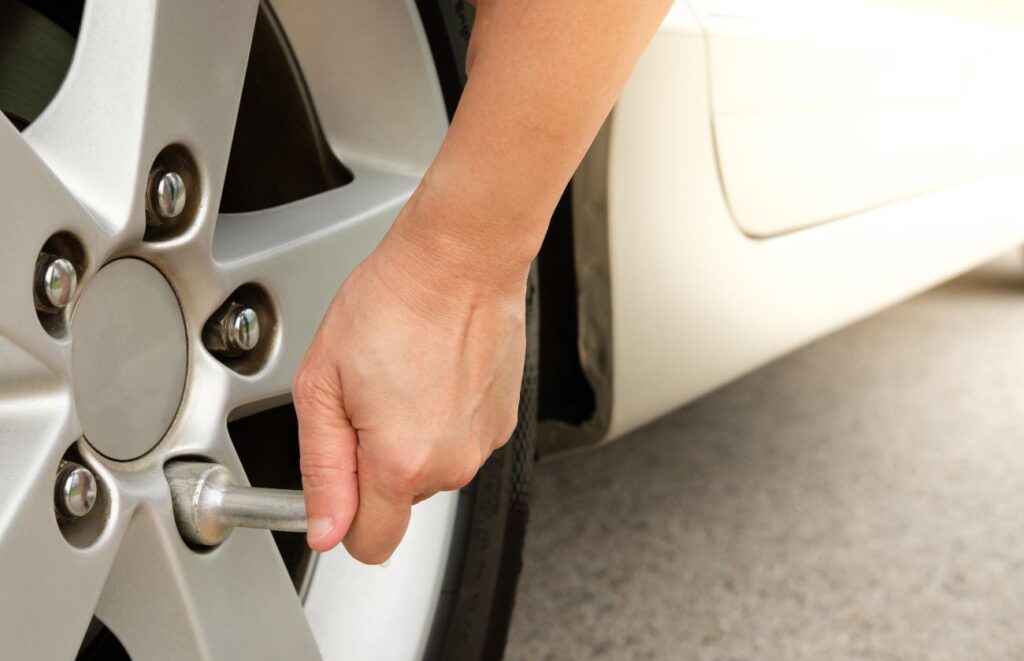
[293, 0, 674, 563]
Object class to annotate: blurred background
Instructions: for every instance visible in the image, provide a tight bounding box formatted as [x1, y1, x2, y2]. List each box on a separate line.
[508, 253, 1024, 660]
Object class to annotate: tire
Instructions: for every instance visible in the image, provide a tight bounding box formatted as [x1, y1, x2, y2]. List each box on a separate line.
[4, 0, 536, 655]
[425, 269, 538, 660]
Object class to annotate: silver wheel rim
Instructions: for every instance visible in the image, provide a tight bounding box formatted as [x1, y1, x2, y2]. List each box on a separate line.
[1, 0, 457, 658]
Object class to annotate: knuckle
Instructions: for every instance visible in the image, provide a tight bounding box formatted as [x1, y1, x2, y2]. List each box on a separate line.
[293, 367, 343, 419]
[291, 368, 322, 406]
[455, 464, 480, 489]
[443, 450, 483, 491]
[388, 445, 433, 492]
[495, 416, 518, 450]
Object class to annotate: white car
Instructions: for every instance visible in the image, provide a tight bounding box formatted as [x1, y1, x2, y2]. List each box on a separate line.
[3, 0, 1023, 659]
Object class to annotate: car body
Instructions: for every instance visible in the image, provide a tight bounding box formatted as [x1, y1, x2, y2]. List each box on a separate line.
[3, 0, 1023, 659]
[553, 0, 1024, 450]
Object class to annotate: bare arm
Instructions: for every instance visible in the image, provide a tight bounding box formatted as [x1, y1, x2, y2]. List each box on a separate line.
[293, 0, 672, 562]
[402, 0, 673, 291]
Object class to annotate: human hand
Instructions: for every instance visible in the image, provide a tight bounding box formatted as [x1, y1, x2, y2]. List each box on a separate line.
[292, 200, 528, 563]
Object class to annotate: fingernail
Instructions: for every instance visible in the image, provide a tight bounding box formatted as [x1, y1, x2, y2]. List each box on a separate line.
[307, 516, 334, 545]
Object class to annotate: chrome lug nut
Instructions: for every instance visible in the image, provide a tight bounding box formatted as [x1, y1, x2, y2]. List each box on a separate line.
[203, 302, 260, 357]
[35, 254, 78, 312]
[151, 170, 186, 221]
[54, 462, 97, 519]
[228, 306, 260, 352]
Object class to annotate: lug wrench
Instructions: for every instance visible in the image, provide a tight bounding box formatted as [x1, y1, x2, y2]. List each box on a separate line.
[165, 461, 306, 546]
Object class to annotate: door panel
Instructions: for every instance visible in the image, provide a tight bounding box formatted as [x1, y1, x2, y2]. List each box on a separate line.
[588, 8, 1024, 439]
[691, 0, 1024, 237]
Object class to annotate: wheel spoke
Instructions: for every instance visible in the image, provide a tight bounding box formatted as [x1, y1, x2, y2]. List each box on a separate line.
[0, 115, 132, 660]
[24, 0, 260, 242]
[213, 165, 420, 413]
[95, 476, 319, 659]
[0, 394, 124, 658]
[0, 116, 99, 378]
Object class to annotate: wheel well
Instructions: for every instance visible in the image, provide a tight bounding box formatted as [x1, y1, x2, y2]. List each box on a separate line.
[414, 0, 600, 454]
[536, 188, 597, 428]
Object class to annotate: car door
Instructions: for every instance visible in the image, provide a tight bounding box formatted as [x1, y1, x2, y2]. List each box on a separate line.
[688, 0, 1024, 237]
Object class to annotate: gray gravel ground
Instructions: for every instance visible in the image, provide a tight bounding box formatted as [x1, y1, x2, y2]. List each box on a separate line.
[505, 254, 1024, 661]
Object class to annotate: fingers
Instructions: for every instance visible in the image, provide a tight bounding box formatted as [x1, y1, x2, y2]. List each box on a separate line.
[343, 440, 477, 563]
[343, 461, 413, 565]
[293, 358, 520, 562]
[293, 368, 359, 553]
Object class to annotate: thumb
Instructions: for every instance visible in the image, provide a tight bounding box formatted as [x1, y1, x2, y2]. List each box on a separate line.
[293, 368, 358, 552]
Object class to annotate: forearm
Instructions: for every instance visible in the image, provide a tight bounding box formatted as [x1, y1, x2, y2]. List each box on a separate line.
[297, 0, 672, 560]
[392, 0, 673, 289]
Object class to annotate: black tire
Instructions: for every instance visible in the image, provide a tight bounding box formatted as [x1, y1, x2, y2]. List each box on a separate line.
[424, 270, 538, 660]
[414, 5, 537, 656]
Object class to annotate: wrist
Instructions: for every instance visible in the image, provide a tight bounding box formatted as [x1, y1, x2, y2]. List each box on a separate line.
[366, 205, 528, 326]
[367, 229, 527, 327]
[385, 171, 538, 299]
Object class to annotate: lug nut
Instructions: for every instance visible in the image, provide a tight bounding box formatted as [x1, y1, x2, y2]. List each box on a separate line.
[203, 302, 260, 357]
[54, 462, 97, 519]
[228, 307, 260, 352]
[35, 254, 78, 312]
[151, 170, 186, 221]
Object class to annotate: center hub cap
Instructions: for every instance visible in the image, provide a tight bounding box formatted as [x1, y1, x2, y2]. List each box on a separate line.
[72, 258, 187, 461]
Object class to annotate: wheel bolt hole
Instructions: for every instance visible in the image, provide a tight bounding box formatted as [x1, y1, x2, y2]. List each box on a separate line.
[145, 145, 201, 241]
[203, 284, 276, 375]
[34, 231, 87, 338]
[55, 444, 110, 549]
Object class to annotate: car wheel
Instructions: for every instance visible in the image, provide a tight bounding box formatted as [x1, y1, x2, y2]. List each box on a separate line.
[0, 0, 534, 659]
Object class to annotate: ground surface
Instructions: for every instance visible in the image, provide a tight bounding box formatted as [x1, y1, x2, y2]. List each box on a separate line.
[505, 255, 1024, 660]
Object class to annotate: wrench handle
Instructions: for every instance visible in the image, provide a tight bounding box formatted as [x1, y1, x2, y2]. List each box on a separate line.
[166, 461, 308, 545]
[220, 487, 307, 534]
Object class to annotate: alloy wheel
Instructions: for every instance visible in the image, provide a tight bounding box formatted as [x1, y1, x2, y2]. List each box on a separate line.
[0, 0, 459, 658]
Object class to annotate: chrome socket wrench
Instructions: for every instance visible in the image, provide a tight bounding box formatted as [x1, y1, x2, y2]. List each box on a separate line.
[165, 461, 306, 546]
